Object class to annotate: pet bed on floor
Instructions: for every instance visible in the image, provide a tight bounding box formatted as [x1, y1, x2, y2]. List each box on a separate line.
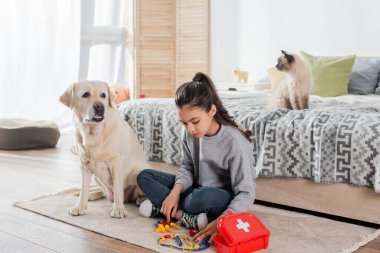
[0, 118, 60, 150]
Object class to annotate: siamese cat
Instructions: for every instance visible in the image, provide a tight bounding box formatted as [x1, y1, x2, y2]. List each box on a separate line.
[267, 50, 311, 110]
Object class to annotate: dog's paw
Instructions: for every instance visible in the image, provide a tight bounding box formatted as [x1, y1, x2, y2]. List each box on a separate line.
[69, 206, 86, 216]
[110, 208, 126, 218]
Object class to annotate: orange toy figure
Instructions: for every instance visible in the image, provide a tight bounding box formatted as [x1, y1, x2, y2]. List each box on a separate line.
[110, 84, 129, 104]
[155, 220, 180, 233]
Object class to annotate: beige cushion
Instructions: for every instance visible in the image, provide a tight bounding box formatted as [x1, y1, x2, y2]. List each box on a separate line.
[267, 67, 286, 90]
[0, 119, 60, 150]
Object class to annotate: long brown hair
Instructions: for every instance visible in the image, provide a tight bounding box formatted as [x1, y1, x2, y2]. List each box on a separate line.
[175, 72, 252, 142]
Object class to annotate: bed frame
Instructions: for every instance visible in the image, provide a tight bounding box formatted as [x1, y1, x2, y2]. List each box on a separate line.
[151, 162, 380, 225]
[256, 178, 380, 225]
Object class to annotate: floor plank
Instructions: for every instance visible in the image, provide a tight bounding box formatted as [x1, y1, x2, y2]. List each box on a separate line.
[355, 248, 380, 253]
[0, 231, 34, 253]
[73, 230, 155, 253]
[0, 212, 121, 253]
[366, 238, 380, 251]
[7, 244, 58, 253]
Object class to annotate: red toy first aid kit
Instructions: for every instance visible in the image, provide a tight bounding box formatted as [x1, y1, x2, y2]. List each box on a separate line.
[214, 210, 270, 253]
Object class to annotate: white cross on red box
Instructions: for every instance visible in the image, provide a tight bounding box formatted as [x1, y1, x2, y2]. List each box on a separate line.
[236, 218, 251, 233]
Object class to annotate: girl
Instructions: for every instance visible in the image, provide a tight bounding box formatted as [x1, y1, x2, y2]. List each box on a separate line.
[137, 72, 256, 243]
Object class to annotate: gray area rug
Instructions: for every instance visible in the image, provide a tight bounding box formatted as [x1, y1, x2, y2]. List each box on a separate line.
[15, 188, 380, 253]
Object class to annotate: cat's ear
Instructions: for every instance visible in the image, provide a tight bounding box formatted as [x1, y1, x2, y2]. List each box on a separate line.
[282, 50, 294, 62]
[282, 50, 291, 58]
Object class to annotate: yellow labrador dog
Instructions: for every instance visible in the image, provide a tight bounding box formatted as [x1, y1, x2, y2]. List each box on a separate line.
[60, 80, 148, 218]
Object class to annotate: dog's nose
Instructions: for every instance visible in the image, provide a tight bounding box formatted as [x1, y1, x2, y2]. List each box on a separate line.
[94, 102, 104, 111]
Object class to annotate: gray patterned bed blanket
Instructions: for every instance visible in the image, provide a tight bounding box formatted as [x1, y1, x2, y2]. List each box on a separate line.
[119, 93, 380, 193]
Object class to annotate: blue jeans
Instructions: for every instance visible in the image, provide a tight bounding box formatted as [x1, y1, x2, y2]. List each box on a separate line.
[137, 169, 234, 221]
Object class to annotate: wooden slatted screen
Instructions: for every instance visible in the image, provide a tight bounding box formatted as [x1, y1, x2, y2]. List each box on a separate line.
[176, 0, 209, 88]
[126, 0, 209, 98]
[125, 0, 135, 95]
[136, 0, 176, 98]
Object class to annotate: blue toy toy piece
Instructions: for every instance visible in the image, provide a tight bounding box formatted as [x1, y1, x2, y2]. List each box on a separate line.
[158, 233, 209, 251]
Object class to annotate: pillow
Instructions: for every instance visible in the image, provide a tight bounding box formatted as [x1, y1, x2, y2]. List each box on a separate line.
[376, 80, 380, 95]
[348, 57, 380, 95]
[0, 118, 60, 150]
[267, 67, 286, 90]
[300, 51, 356, 97]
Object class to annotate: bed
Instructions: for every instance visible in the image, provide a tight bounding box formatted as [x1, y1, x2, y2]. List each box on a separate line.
[119, 92, 380, 224]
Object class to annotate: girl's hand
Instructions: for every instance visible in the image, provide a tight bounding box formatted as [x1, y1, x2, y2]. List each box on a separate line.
[160, 184, 182, 222]
[192, 219, 219, 243]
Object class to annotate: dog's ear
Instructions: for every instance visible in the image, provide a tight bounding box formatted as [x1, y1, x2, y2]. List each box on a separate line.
[281, 50, 287, 55]
[106, 84, 115, 109]
[59, 83, 76, 108]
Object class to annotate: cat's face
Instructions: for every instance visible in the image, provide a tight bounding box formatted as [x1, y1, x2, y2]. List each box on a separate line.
[276, 50, 295, 72]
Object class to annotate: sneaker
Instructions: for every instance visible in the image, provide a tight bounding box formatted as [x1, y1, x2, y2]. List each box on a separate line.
[176, 211, 208, 230]
[139, 199, 160, 218]
[135, 196, 147, 207]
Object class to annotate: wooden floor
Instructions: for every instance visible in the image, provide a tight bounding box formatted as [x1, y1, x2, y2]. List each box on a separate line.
[0, 133, 379, 253]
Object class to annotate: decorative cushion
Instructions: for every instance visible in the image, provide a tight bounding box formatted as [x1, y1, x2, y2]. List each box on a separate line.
[267, 67, 286, 91]
[348, 57, 380, 95]
[300, 51, 356, 97]
[376, 80, 380, 95]
[0, 119, 60, 150]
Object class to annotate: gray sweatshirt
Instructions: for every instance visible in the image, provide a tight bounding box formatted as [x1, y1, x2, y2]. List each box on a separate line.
[175, 124, 256, 213]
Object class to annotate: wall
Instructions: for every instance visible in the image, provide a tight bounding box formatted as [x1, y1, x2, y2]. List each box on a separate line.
[211, 0, 380, 83]
[210, 0, 240, 83]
